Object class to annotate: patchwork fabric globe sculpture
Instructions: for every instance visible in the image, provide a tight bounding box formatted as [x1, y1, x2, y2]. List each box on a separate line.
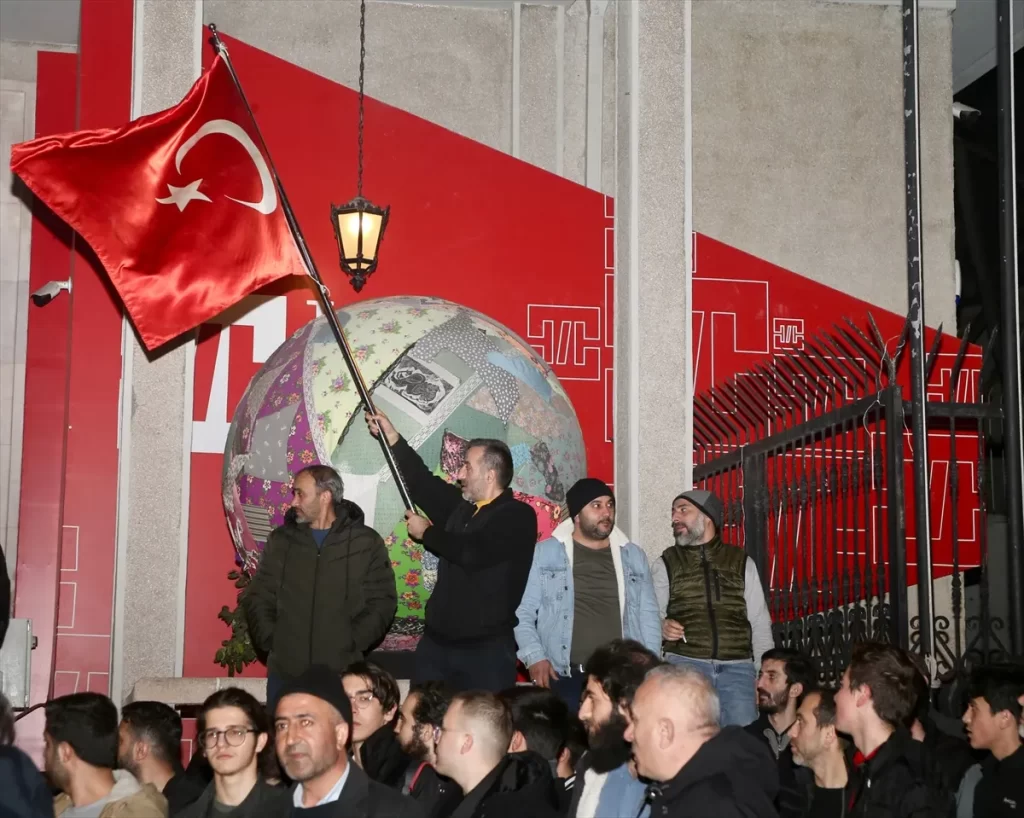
[222, 295, 586, 649]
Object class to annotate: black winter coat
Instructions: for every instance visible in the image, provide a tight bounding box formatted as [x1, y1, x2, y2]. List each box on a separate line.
[392, 439, 537, 645]
[643, 726, 780, 818]
[450, 751, 562, 818]
[847, 727, 953, 818]
[171, 777, 290, 818]
[407, 763, 462, 818]
[288, 763, 423, 818]
[360, 723, 413, 791]
[242, 500, 397, 679]
[0, 744, 53, 818]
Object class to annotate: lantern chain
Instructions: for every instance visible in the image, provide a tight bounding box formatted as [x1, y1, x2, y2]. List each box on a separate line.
[358, 0, 366, 200]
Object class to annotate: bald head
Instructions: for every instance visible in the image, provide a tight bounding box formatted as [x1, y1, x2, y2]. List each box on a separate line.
[624, 665, 720, 782]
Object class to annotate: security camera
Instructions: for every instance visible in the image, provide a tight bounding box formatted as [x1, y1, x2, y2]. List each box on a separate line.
[953, 103, 981, 125]
[30, 279, 71, 307]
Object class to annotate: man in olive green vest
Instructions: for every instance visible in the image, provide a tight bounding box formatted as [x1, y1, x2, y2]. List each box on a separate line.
[651, 489, 774, 727]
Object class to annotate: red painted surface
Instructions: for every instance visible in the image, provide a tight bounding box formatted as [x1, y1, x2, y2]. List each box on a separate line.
[47, 0, 132, 704]
[13, 51, 78, 754]
[182, 35, 614, 676]
[692, 234, 982, 600]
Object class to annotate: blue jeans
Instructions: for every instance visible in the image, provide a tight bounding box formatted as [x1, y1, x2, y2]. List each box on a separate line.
[551, 667, 586, 713]
[663, 654, 757, 727]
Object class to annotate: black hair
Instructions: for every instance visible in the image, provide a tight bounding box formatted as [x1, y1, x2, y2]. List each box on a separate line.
[967, 665, 1024, 720]
[562, 714, 588, 769]
[409, 680, 452, 729]
[501, 687, 569, 763]
[847, 642, 920, 728]
[45, 692, 118, 768]
[584, 639, 662, 706]
[121, 701, 183, 769]
[343, 661, 400, 715]
[466, 438, 514, 489]
[809, 687, 839, 729]
[196, 687, 276, 780]
[761, 647, 818, 700]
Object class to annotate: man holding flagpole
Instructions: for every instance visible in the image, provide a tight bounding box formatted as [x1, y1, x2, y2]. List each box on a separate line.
[366, 410, 538, 693]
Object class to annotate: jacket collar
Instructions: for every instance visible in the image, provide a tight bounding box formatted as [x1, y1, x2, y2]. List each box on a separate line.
[550, 518, 630, 619]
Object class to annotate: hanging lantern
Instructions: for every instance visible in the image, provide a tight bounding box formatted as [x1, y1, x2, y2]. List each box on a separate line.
[331, 0, 389, 292]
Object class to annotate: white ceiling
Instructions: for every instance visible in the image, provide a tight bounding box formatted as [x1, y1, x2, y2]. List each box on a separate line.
[0, 0, 1019, 92]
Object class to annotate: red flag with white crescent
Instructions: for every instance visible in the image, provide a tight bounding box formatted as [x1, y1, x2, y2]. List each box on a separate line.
[10, 54, 305, 350]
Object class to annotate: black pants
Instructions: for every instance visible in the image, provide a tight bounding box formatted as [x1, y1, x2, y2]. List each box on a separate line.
[413, 632, 518, 692]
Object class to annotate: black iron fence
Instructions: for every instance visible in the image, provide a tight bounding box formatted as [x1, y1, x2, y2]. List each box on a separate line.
[692, 316, 1016, 689]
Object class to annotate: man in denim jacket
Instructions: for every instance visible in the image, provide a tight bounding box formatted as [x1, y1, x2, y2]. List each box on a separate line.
[514, 479, 662, 710]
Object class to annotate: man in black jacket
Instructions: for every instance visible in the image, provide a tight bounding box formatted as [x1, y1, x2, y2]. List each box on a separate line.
[395, 681, 461, 818]
[242, 465, 397, 705]
[834, 642, 951, 818]
[366, 411, 537, 691]
[625, 663, 780, 817]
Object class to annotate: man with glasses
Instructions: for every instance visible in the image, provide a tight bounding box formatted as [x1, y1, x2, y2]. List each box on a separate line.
[176, 688, 289, 818]
[274, 664, 419, 816]
[343, 661, 411, 789]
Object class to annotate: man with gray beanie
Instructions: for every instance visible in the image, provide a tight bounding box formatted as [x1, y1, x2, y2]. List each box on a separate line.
[514, 478, 661, 711]
[651, 489, 774, 728]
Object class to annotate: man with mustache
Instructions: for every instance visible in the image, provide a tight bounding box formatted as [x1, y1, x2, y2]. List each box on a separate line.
[274, 664, 420, 816]
[652, 490, 774, 727]
[569, 639, 661, 818]
[242, 465, 397, 705]
[366, 410, 537, 691]
[515, 479, 662, 710]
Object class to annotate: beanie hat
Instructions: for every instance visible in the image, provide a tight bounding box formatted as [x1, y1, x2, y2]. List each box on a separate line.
[273, 664, 353, 726]
[672, 489, 723, 532]
[567, 478, 615, 521]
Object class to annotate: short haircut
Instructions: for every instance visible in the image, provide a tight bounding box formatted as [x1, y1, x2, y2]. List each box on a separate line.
[343, 661, 400, 715]
[644, 664, 721, 731]
[968, 665, 1024, 720]
[120, 701, 183, 768]
[501, 687, 569, 763]
[409, 681, 452, 729]
[761, 648, 818, 696]
[808, 688, 838, 730]
[295, 465, 344, 502]
[466, 439, 514, 489]
[847, 642, 919, 728]
[196, 687, 269, 739]
[584, 639, 662, 706]
[45, 692, 118, 769]
[452, 691, 513, 759]
[562, 715, 588, 769]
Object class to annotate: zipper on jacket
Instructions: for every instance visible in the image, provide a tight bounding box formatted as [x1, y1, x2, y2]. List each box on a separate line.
[713, 569, 722, 602]
[700, 544, 719, 658]
[308, 547, 321, 666]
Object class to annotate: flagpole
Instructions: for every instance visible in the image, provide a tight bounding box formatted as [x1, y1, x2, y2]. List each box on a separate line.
[207, 24, 415, 512]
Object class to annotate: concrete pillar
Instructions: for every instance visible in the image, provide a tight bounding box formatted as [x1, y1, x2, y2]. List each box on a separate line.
[614, 0, 692, 562]
[110, 0, 202, 704]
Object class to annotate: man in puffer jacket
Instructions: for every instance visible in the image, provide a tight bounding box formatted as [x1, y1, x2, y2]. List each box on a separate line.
[242, 465, 397, 704]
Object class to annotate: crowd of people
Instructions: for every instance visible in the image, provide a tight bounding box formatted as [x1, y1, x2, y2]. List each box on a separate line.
[1, 414, 1022, 816]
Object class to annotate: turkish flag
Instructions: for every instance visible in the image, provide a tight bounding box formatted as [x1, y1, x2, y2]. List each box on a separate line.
[10, 54, 304, 350]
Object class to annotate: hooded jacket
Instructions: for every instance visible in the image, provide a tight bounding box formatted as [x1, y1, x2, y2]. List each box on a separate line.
[451, 751, 562, 818]
[642, 726, 780, 818]
[53, 770, 166, 818]
[242, 498, 397, 680]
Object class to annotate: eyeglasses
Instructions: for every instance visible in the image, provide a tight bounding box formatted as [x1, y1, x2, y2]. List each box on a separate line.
[348, 690, 377, 710]
[199, 727, 257, 749]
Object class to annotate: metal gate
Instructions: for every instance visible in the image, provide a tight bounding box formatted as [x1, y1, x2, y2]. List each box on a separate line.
[691, 315, 1015, 688]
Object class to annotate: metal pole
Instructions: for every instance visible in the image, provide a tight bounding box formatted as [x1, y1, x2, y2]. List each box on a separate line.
[207, 25, 414, 511]
[996, 0, 1024, 655]
[901, 0, 934, 658]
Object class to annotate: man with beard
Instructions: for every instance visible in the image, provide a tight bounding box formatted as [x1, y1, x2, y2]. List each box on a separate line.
[652, 490, 774, 726]
[394, 681, 462, 818]
[786, 689, 851, 818]
[242, 465, 396, 705]
[625, 664, 779, 817]
[515, 479, 662, 711]
[571, 639, 661, 818]
[274, 664, 419, 816]
[366, 411, 537, 691]
[45, 692, 167, 817]
[745, 648, 817, 810]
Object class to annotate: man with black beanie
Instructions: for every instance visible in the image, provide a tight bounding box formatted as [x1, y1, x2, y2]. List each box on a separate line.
[273, 664, 421, 817]
[514, 478, 661, 710]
